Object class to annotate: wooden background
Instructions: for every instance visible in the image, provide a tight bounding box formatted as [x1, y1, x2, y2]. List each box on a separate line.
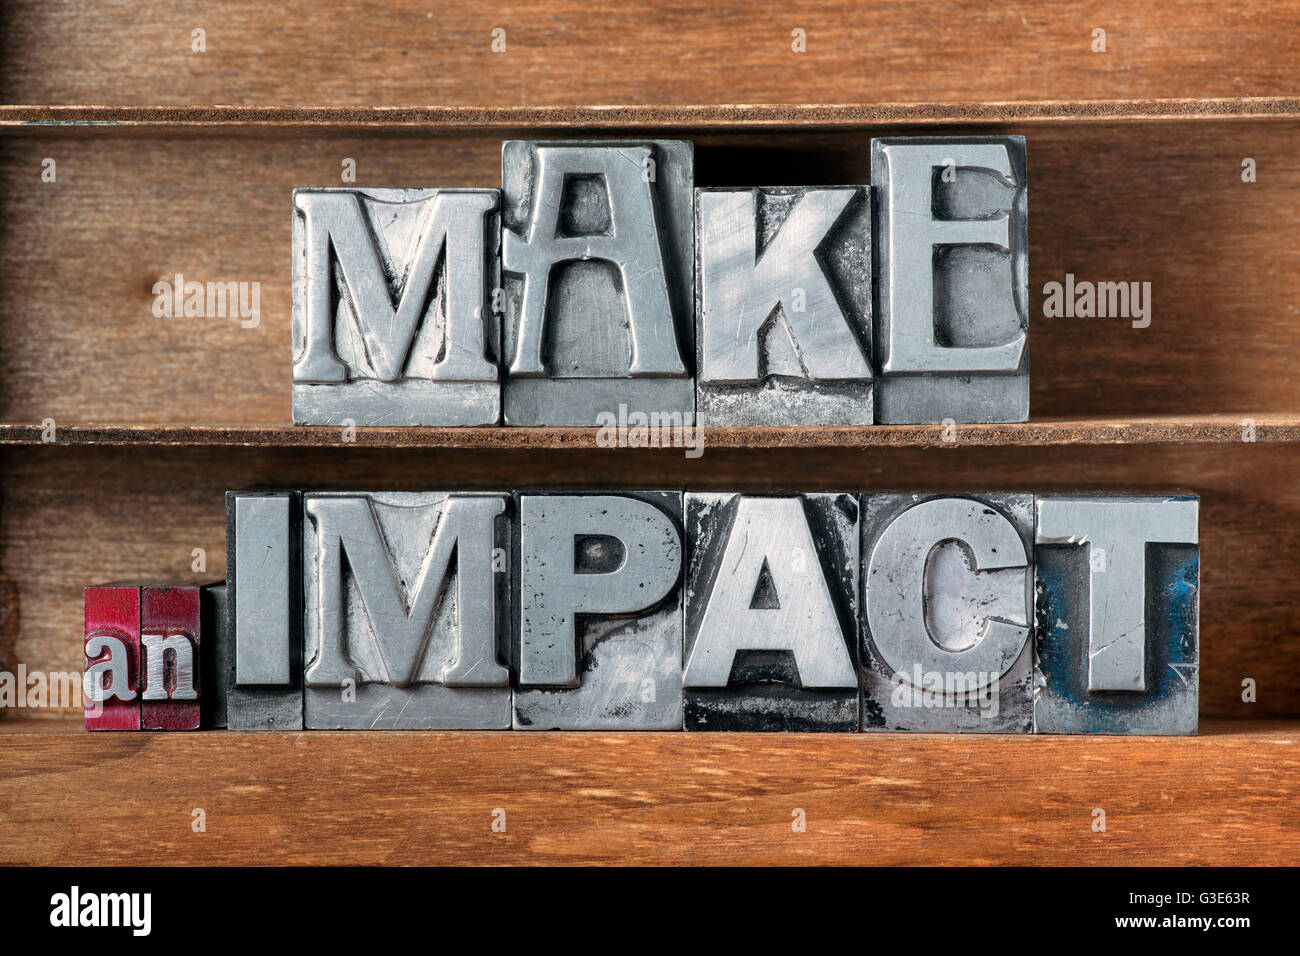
[1, 120, 1299, 425]
[3, 720, 1294, 866]
[1, 0, 1298, 865]
[3, 1, 1299, 107]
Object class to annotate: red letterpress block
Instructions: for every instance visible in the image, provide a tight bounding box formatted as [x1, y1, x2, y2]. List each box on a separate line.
[84, 586, 141, 731]
[141, 585, 201, 730]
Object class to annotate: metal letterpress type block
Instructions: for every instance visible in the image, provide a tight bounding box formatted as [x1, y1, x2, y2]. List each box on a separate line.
[696, 186, 872, 425]
[513, 492, 683, 730]
[226, 491, 304, 730]
[501, 140, 695, 425]
[303, 492, 512, 729]
[683, 494, 860, 731]
[872, 136, 1028, 423]
[292, 187, 502, 425]
[1034, 495, 1199, 735]
[201, 583, 228, 729]
[860, 494, 1034, 733]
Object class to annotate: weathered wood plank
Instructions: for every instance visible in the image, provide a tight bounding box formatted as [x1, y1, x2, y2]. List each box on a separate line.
[4, 100, 1300, 127]
[0, 718, 1294, 865]
[0, 418, 1294, 448]
[3, 1, 1299, 108]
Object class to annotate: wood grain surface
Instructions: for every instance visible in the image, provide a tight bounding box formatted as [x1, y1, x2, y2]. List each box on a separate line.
[3, 0, 1298, 868]
[5, 100, 1300, 127]
[0, 417, 1297, 448]
[2, 120, 1298, 425]
[0, 718, 1295, 865]
[3, 1, 1300, 108]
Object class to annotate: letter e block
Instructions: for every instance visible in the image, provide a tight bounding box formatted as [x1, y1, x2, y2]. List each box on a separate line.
[872, 136, 1028, 423]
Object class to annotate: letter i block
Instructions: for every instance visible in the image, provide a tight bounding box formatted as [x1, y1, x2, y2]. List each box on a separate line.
[227, 491, 304, 730]
[683, 494, 860, 731]
[302, 492, 512, 729]
[201, 583, 228, 729]
[859, 494, 1034, 733]
[500, 140, 695, 425]
[84, 585, 141, 731]
[292, 187, 503, 425]
[872, 136, 1028, 423]
[141, 585, 201, 730]
[513, 492, 684, 730]
[696, 186, 873, 426]
[1034, 495, 1200, 735]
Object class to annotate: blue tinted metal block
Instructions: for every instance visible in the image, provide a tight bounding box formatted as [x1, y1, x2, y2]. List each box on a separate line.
[1034, 495, 1199, 735]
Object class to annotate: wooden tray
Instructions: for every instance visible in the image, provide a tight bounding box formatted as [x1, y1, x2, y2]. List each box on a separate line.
[2, 0, 1297, 865]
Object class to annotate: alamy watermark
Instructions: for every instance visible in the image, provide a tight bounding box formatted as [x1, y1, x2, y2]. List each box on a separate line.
[0, 665, 83, 711]
[1042, 273, 1151, 329]
[50, 886, 151, 936]
[890, 665, 1001, 718]
[596, 403, 705, 458]
[152, 272, 261, 328]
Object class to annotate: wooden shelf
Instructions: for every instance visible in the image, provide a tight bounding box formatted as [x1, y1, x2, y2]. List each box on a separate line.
[5, 99, 1300, 129]
[0, 717, 1293, 865]
[4, 0, 1299, 110]
[5, 118, 1299, 426]
[1, 417, 1298, 449]
[3, 441, 1297, 723]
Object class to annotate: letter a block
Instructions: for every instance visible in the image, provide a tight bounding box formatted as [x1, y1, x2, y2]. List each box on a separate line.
[513, 492, 684, 730]
[226, 491, 304, 731]
[872, 136, 1028, 423]
[292, 187, 502, 425]
[303, 492, 512, 729]
[859, 494, 1034, 733]
[141, 585, 201, 730]
[1034, 495, 1200, 735]
[84, 585, 141, 731]
[696, 186, 872, 426]
[500, 140, 695, 425]
[683, 494, 860, 731]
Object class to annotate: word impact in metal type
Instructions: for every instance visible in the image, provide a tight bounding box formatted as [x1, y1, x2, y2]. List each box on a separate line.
[84, 491, 1198, 736]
